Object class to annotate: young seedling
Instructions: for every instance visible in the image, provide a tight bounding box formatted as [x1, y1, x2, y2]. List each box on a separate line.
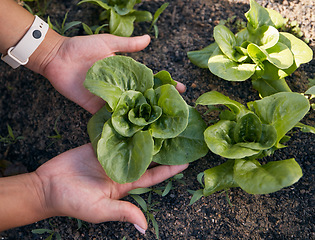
[187, 172, 205, 205]
[129, 192, 160, 239]
[0, 124, 24, 146]
[82, 23, 108, 35]
[85, 55, 208, 184]
[47, 12, 81, 36]
[279, 18, 309, 43]
[68, 217, 87, 230]
[127, 173, 185, 239]
[218, 15, 247, 34]
[0, 124, 25, 176]
[187, 0, 313, 97]
[31, 219, 61, 240]
[19, 0, 50, 17]
[47, 116, 62, 147]
[188, 173, 233, 207]
[149, 2, 169, 38]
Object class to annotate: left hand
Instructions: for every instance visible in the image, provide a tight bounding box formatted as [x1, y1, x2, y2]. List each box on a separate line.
[39, 34, 151, 114]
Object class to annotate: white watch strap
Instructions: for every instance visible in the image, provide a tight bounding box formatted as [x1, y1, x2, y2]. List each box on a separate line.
[1, 15, 49, 69]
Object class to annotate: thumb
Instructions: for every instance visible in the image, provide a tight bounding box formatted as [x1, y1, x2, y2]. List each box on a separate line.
[101, 199, 148, 234]
[109, 34, 151, 53]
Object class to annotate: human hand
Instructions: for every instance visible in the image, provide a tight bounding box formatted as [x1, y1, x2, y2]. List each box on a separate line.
[29, 33, 186, 114]
[34, 144, 188, 233]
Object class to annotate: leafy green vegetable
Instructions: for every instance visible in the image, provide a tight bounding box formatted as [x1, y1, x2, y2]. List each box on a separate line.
[233, 158, 302, 194]
[203, 158, 302, 196]
[247, 92, 310, 146]
[85, 56, 208, 183]
[203, 160, 238, 196]
[187, 43, 218, 69]
[98, 121, 153, 183]
[153, 107, 208, 165]
[196, 91, 311, 195]
[188, 0, 313, 97]
[78, 0, 169, 37]
[78, 0, 152, 37]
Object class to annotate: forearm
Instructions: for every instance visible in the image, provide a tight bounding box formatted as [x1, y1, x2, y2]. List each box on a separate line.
[0, 0, 65, 74]
[0, 172, 52, 231]
[0, 0, 34, 54]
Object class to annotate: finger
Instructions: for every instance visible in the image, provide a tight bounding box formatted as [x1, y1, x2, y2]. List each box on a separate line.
[175, 81, 186, 93]
[130, 164, 189, 190]
[109, 34, 151, 53]
[148, 161, 159, 168]
[91, 199, 148, 234]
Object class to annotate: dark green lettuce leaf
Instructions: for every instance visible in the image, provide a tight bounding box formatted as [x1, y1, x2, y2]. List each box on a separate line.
[196, 90, 250, 117]
[109, 9, 136, 36]
[203, 158, 303, 195]
[203, 160, 238, 196]
[87, 106, 112, 152]
[149, 84, 189, 138]
[187, 43, 218, 68]
[97, 120, 154, 184]
[233, 158, 303, 194]
[153, 107, 208, 165]
[154, 70, 177, 89]
[84, 56, 154, 111]
[204, 120, 261, 159]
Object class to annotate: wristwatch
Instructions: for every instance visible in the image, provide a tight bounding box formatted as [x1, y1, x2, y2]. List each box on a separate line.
[1, 15, 49, 69]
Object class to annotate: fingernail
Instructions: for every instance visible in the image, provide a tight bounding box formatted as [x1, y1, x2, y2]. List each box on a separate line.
[134, 224, 146, 235]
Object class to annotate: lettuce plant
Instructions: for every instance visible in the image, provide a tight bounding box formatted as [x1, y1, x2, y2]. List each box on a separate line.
[187, 0, 313, 97]
[84, 56, 208, 183]
[78, 0, 160, 37]
[195, 91, 311, 195]
[78, 0, 152, 37]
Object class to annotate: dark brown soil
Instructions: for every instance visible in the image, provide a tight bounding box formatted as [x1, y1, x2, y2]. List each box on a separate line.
[0, 0, 314, 239]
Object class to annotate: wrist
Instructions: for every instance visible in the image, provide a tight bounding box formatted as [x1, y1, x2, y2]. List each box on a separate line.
[26, 28, 67, 75]
[0, 172, 54, 231]
[28, 171, 56, 219]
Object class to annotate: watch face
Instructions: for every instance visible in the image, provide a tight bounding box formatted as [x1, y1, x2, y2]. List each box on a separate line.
[32, 30, 42, 39]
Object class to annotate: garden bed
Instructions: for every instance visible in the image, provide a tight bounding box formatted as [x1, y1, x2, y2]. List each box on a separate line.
[0, 0, 314, 239]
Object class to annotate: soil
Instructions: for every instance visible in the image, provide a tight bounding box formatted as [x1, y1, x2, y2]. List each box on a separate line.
[0, 0, 314, 239]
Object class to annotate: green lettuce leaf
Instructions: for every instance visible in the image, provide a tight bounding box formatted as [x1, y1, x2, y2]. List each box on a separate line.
[153, 107, 208, 165]
[196, 90, 248, 116]
[208, 47, 256, 81]
[204, 120, 261, 159]
[279, 32, 313, 68]
[87, 106, 112, 152]
[204, 160, 238, 196]
[150, 84, 189, 138]
[234, 158, 303, 194]
[84, 56, 154, 111]
[248, 92, 310, 146]
[245, 0, 284, 30]
[97, 120, 154, 183]
[109, 9, 136, 37]
[187, 43, 218, 68]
